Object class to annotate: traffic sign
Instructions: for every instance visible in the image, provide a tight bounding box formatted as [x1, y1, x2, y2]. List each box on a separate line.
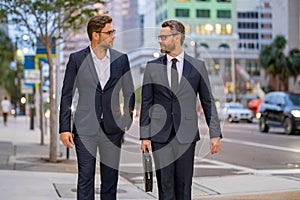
[24, 69, 40, 84]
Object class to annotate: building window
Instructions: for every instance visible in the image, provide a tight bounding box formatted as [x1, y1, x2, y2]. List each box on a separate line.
[261, 34, 272, 39]
[217, 0, 231, 2]
[246, 61, 260, 76]
[238, 12, 258, 19]
[184, 24, 191, 34]
[215, 23, 232, 35]
[175, 9, 190, 17]
[217, 10, 231, 18]
[264, 2, 271, 8]
[261, 13, 272, 18]
[239, 33, 259, 40]
[195, 24, 213, 35]
[261, 23, 272, 29]
[238, 22, 258, 29]
[196, 9, 210, 18]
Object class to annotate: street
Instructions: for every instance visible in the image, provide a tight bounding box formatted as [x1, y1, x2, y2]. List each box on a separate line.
[120, 118, 300, 184]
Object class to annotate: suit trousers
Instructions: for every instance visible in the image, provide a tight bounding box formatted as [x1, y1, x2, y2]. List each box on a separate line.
[151, 135, 196, 200]
[74, 127, 123, 200]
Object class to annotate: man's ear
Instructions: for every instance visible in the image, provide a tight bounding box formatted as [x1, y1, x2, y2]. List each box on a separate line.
[175, 34, 181, 43]
[92, 32, 100, 41]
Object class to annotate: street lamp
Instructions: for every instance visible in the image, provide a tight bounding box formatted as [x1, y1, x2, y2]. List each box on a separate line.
[230, 33, 239, 103]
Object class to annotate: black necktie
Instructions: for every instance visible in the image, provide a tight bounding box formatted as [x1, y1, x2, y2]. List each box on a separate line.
[171, 58, 178, 92]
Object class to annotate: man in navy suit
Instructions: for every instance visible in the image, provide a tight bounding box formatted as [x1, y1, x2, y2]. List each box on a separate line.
[140, 20, 222, 200]
[59, 15, 135, 200]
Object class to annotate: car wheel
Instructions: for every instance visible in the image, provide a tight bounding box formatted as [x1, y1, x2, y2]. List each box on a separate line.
[259, 117, 269, 133]
[248, 117, 253, 123]
[283, 118, 294, 135]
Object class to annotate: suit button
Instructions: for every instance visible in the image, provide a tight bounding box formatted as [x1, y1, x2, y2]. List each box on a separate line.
[101, 91, 104, 94]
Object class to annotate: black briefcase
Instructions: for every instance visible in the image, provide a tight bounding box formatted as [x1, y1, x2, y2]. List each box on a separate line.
[142, 150, 153, 192]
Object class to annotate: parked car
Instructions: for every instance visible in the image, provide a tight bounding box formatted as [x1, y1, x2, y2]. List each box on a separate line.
[219, 103, 253, 123]
[257, 92, 300, 135]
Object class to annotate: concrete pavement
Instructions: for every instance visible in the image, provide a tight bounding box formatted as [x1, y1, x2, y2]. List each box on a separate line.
[1, 116, 300, 199]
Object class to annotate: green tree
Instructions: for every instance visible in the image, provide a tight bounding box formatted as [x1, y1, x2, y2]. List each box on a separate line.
[288, 49, 300, 85]
[259, 35, 289, 91]
[0, 29, 14, 97]
[0, 0, 108, 162]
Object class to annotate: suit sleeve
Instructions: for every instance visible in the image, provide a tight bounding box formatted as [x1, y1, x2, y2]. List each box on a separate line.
[139, 63, 153, 140]
[121, 54, 135, 130]
[197, 61, 223, 139]
[59, 54, 77, 133]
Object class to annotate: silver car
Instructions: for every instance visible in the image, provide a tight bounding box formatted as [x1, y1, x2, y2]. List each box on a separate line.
[219, 103, 254, 123]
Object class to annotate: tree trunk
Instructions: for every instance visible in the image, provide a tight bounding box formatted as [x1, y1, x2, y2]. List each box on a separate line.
[284, 78, 289, 91]
[38, 61, 44, 145]
[275, 75, 280, 91]
[46, 43, 57, 163]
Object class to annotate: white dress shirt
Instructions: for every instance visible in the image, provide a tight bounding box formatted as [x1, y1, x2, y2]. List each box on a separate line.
[166, 51, 184, 88]
[90, 46, 110, 89]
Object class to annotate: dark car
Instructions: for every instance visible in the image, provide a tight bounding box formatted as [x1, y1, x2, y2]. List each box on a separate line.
[258, 92, 300, 135]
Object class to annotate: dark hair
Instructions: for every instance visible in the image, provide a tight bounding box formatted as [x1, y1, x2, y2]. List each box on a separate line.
[161, 20, 185, 45]
[87, 15, 112, 41]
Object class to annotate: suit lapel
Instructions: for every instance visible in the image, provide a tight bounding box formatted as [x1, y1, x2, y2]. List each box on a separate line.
[85, 47, 101, 87]
[103, 48, 117, 91]
[159, 55, 170, 90]
[177, 53, 192, 92]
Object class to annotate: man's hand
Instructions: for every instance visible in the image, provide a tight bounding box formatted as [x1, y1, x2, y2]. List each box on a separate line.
[141, 139, 152, 152]
[60, 132, 74, 148]
[210, 137, 221, 154]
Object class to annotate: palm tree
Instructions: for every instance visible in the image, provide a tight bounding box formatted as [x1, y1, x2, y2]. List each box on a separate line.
[259, 35, 288, 91]
[288, 49, 300, 85]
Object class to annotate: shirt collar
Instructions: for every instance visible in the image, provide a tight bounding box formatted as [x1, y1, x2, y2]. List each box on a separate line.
[90, 46, 110, 61]
[167, 50, 184, 64]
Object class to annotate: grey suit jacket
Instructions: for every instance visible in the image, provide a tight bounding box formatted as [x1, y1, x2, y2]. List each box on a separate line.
[59, 47, 135, 135]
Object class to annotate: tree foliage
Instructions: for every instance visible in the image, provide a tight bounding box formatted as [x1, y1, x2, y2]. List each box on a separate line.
[0, 0, 107, 162]
[259, 35, 300, 91]
[0, 29, 15, 97]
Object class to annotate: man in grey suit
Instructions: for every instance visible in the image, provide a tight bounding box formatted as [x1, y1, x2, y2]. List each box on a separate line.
[140, 20, 222, 200]
[59, 15, 135, 200]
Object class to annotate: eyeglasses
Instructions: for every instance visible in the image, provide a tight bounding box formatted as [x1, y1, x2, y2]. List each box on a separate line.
[96, 29, 116, 36]
[157, 33, 178, 41]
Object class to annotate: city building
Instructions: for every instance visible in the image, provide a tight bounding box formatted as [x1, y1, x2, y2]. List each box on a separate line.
[151, 0, 264, 103]
[62, 0, 141, 66]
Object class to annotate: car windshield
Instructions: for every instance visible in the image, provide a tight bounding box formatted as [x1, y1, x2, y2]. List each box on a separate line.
[288, 94, 300, 106]
[228, 104, 244, 109]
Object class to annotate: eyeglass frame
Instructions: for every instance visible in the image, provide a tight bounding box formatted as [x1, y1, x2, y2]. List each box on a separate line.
[157, 33, 178, 41]
[96, 29, 116, 36]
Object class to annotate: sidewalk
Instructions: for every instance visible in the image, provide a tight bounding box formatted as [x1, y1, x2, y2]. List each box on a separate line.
[1, 116, 300, 199]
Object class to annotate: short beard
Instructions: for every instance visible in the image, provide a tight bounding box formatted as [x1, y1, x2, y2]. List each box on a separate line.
[160, 49, 170, 54]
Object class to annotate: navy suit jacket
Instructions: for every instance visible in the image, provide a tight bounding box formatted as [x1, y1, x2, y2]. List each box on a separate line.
[140, 53, 222, 143]
[59, 47, 135, 135]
